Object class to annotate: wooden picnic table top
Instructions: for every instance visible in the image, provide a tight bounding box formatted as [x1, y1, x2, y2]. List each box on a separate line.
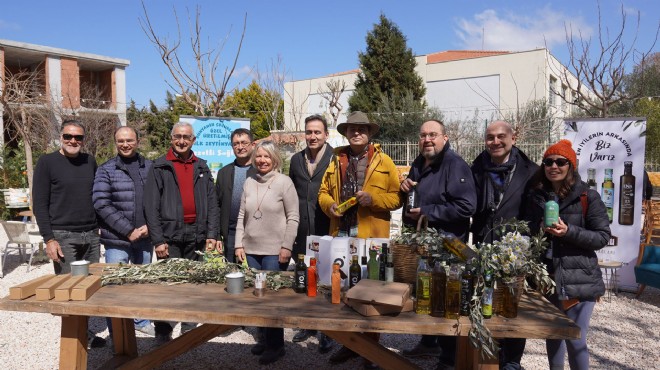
[0, 279, 579, 341]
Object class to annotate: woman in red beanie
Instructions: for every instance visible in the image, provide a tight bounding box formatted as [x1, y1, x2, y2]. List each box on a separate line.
[525, 139, 611, 370]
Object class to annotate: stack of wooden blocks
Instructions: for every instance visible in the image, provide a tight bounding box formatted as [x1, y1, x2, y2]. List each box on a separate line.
[9, 274, 102, 301]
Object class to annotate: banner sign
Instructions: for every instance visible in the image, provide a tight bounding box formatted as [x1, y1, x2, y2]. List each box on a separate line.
[179, 115, 250, 179]
[563, 118, 646, 290]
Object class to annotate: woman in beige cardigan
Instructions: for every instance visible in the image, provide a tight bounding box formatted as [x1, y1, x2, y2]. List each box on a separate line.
[234, 140, 299, 365]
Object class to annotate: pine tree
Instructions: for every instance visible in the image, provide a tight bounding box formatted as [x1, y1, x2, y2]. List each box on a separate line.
[348, 14, 426, 119]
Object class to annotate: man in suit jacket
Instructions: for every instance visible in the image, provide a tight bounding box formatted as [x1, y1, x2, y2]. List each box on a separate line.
[215, 128, 256, 262]
[288, 114, 334, 352]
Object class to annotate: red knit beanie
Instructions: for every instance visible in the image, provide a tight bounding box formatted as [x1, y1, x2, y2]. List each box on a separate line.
[543, 139, 577, 168]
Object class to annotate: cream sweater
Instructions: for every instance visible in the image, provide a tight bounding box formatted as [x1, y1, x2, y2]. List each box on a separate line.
[235, 171, 300, 255]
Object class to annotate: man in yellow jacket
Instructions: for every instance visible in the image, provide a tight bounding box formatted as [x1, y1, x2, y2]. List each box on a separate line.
[318, 111, 401, 238]
[318, 111, 402, 367]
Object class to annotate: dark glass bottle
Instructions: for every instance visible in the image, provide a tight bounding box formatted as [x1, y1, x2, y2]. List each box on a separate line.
[349, 255, 362, 288]
[459, 262, 474, 316]
[379, 244, 388, 281]
[406, 182, 419, 212]
[618, 161, 635, 225]
[294, 254, 307, 293]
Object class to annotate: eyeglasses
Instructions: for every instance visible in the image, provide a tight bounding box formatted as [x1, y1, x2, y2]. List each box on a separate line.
[171, 134, 194, 141]
[62, 134, 85, 141]
[542, 158, 570, 167]
[232, 141, 251, 148]
[419, 132, 441, 140]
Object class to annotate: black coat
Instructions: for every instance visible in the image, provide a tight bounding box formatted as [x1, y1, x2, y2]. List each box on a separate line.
[402, 142, 476, 241]
[144, 154, 219, 246]
[470, 148, 538, 243]
[526, 178, 610, 301]
[288, 144, 333, 258]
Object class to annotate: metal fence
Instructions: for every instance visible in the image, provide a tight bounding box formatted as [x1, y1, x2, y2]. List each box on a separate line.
[380, 141, 660, 171]
[380, 142, 549, 166]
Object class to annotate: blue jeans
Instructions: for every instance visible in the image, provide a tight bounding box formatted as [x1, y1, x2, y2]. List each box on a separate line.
[105, 239, 153, 333]
[104, 240, 152, 265]
[547, 295, 596, 370]
[247, 254, 287, 349]
[52, 229, 100, 275]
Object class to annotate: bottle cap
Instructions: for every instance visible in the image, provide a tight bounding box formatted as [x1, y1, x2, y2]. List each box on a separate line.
[298, 254, 305, 260]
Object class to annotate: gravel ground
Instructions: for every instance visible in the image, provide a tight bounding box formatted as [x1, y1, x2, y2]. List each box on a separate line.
[1, 231, 659, 369]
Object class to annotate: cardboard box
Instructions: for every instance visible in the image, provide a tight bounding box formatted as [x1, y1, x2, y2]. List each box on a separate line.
[345, 297, 414, 316]
[345, 279, 411, 307]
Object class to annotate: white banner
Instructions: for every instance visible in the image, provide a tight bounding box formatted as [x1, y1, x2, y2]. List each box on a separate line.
[563, 118, 646, 291]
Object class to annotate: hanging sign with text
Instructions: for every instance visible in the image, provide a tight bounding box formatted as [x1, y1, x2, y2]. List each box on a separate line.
[179, 115, 251, 180]
[563, 118, 646, 291]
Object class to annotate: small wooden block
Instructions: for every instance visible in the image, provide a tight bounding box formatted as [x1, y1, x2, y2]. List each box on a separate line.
[54, 275, 86, 301]
[9, 275, 55, 300]
[70, 275, 102, 301]
[36, 275, 71, 300]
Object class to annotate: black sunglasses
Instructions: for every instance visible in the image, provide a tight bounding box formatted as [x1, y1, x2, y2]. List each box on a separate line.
[62, 133, 85, 141]
[542, 158, 570, 167]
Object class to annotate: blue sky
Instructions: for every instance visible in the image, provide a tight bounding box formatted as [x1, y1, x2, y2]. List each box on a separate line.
[1, 0, 658, 109]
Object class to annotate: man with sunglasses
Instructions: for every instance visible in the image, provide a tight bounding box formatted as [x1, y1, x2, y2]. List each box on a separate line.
[400, 120, 476, 366]
[215, 128, 256, 263]
[144, 121, 220, 343]
[33, 119, 106, 348]
[470, 120, 538, 370]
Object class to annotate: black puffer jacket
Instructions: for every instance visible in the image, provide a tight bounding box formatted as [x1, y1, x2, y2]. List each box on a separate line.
[526, 178, 610, 301]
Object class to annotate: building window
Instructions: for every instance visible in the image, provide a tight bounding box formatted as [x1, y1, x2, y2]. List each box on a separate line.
[561, 84, 568, 113]
[549, 76, 557, 106]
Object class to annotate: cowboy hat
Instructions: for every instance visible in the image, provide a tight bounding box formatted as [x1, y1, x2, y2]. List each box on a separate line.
[336, 111, 380, 137]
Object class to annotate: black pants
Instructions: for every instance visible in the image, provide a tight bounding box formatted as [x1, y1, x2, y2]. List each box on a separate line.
[155, 224, 204, 336]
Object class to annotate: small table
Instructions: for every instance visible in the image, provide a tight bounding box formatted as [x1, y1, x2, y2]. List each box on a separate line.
[599, 260, 623, 301]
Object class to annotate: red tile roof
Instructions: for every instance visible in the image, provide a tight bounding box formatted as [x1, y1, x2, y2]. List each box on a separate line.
[426, 50, 510, 64]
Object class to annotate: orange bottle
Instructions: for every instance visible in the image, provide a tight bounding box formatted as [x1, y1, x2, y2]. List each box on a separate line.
[307, 258, 318, 297]
[331, 263, 341, 304]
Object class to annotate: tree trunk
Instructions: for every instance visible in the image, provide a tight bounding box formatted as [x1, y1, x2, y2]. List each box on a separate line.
[20, 108, 35, 212]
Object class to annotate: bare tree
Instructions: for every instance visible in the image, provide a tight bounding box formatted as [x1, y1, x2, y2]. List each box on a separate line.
[283, 80, 310, 132]
[254, 56, 286, 132]
[318, 79, 346, 128]
[0, 66, 57, 202]
[555, 3, 659, 117]
[140, 1, 247, 117]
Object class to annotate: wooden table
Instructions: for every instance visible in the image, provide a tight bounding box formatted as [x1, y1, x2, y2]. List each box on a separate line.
[0, 279, 579, 370]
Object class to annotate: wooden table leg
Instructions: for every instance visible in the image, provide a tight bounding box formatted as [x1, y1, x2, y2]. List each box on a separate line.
[60, 315, 88, 370]
[110, 318, 138, 358]
[117, 324, 236, 370]
[323, 330, 421, 370]
[456, 336, 499, 370]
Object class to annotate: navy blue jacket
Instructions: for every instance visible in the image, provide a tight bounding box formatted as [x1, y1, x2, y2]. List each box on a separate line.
[402, 142, 477, 241]
[470, 147, 538, 243]
[526, 178, 610, 301]
[93, 154, 152, 249]
[144, 153, 219, 247]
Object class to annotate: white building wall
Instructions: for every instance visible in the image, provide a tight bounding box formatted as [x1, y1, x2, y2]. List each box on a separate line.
[284, 48, 579, 134]
[114, 66, 127, 125]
